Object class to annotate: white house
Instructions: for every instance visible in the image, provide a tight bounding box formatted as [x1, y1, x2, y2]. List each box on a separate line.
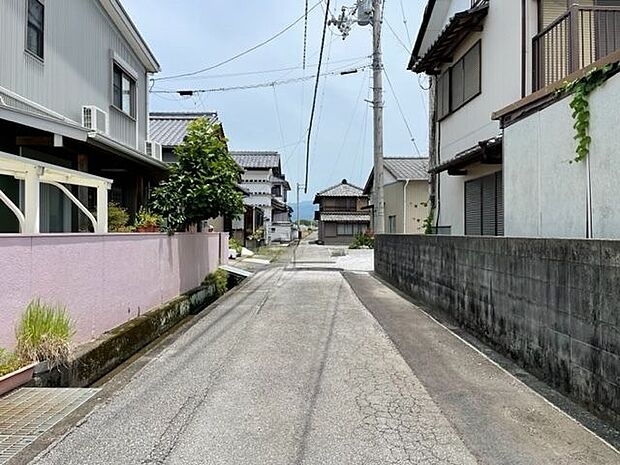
[364, 157, 430, 234]
[411, 0, 620, 237]
[231, 151, 293, 243]
[0, 0, 165, 233]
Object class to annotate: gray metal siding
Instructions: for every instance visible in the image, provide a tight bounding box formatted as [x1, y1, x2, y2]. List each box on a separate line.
[0, 0, 148, 152]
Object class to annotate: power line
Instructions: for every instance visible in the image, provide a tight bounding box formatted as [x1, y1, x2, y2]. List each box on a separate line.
[383, 68, 422, 156]
[304, 0, 329, 194]
[162, 55, 369, 82]
[272, 85, 286, 148]
[384, 17, 410, 53]
[153, 0, 323, 82]
[303, 0, 309, 69]
[399, 0, 412, 46]
[151, 65, 369, 95]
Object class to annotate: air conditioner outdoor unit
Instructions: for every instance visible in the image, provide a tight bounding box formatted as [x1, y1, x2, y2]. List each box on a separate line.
[145, 141, 163, 161]
[82, 106, 109, 134]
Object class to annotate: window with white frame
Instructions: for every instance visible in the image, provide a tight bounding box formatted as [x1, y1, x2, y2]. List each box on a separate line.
[113, 64, 135, 117]
[26, 0, 44, 59]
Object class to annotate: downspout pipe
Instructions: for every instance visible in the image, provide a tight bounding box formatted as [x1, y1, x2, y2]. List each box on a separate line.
[521, 0, 527, 98]
[403, 179, 410, 234]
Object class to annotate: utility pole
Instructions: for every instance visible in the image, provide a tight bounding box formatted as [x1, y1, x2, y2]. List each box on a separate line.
[296, 183, 306, 228]
[371, 0, 385, 234]
[330, 0, 384, 233]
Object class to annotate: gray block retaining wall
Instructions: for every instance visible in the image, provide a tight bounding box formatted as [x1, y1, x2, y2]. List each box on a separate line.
[375, 235, 620, 428]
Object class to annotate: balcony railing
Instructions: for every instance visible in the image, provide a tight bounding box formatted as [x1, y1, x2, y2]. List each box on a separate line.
[533, 6, 620, 91]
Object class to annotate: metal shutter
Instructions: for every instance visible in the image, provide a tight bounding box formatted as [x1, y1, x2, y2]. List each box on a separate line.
[465, 178, 482, 235]
[496, 172, 504, 236]
[540, 0, 570, 29]
[482, 175, 497, 236]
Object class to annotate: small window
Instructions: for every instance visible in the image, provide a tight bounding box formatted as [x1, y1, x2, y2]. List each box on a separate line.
[462, 42, 481, 102]
[337, 223, 353, 235]
[26, 0, 44, 59]
[113, 64, 135, 117]
[436, 71, 450, 120]
[388, 216, 397, 233]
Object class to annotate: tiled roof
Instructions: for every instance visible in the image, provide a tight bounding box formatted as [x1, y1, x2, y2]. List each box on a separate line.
[149, 112, 219, 147]
[230, 151, 281, 169]
[319, 213, 370, 223]
[315, 180, 366, 198]
[384, 157, 429, 181]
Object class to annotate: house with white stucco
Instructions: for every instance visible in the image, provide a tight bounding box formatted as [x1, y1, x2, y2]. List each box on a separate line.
[231, 151, 293, 244]
[410, 0, 620, 237]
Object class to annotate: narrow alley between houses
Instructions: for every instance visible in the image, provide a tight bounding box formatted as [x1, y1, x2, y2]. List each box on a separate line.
[10, 237, 618, 465]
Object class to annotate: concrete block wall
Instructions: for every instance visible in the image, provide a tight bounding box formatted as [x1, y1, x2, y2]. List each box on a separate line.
[375, 235, 620, 428]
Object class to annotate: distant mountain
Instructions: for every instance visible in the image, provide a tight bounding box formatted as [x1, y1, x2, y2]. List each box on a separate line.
[291, 200, 317, 220]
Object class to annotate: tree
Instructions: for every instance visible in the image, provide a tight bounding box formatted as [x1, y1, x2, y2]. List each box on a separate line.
[150, 118, 244, 232]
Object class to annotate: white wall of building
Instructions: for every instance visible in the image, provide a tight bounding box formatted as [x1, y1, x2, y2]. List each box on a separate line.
[504, 72, 620, 238]
[433, 0, 539, 232]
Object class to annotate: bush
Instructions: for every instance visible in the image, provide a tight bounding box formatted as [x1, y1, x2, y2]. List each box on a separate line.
[229, 237, 243, 256]
[203, 269, 229, 297]
[108, 202, 134, 232]
[0, 348, 25, 377]
[349, 231, 375, 249]
[15, 299, 75, 367]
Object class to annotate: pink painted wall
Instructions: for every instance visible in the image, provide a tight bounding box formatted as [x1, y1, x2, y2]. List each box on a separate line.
[0, 232, 229, 348]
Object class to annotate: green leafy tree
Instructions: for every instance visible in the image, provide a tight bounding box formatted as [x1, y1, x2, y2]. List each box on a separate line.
[151, 118, 244, 232]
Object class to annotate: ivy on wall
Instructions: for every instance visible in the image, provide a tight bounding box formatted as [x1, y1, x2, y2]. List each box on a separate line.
[556, 63, 620, 163]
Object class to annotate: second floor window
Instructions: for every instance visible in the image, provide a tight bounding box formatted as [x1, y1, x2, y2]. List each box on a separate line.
[113, 65, 135, 117]
[437, 41, 481, 120]
[26, 0, 44, 59]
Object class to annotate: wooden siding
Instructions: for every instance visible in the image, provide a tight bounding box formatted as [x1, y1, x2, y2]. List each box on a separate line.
[0, 0, 149, 152]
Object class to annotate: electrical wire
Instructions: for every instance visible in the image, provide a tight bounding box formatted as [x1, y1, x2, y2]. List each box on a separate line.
[303, 0, 309, 69]
[331, 69, 369, 176]
[166, 55, 370, 82]
[304, 0, 331, 193]
[384, 17, 410, 53]
[310, 29, 334, 156]
[153, 0, 323, 82]
[399, 0, 412, 46]
[272, 85, 287, 148]
[384, 67, 422, 156]
[151, 64, 370, 95]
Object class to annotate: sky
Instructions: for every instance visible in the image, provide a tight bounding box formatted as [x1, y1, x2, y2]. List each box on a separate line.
[122, 0, 429, 202]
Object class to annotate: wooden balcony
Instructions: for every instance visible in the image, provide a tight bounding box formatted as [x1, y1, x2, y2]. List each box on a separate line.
[533, 6, 620, 91]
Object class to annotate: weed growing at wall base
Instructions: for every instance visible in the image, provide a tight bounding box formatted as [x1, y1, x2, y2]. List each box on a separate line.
[203, 269, 229, 298]
[15, 299, 75, 367]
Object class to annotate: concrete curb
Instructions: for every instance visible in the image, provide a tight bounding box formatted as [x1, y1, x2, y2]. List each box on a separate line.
[33, 281, 235, 388]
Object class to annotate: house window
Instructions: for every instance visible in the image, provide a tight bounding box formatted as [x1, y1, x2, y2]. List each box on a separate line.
[464, 171, 503, 236]
[437, 41, 481, 120]
[437, 71, 450, 120]
[26, 0, 44, 59]
[113, 64, 135, 117]
[388, 216, 397, 233]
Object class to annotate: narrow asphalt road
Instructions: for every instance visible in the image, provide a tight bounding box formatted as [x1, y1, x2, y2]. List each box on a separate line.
[25, 239, 619, 464]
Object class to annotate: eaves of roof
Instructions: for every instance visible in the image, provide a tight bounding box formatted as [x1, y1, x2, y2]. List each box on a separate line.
[409, 0, 438, 68]
[409, 1, 489, 74]
[99, 0, 160, 73]
[429, 136, 502, 174]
